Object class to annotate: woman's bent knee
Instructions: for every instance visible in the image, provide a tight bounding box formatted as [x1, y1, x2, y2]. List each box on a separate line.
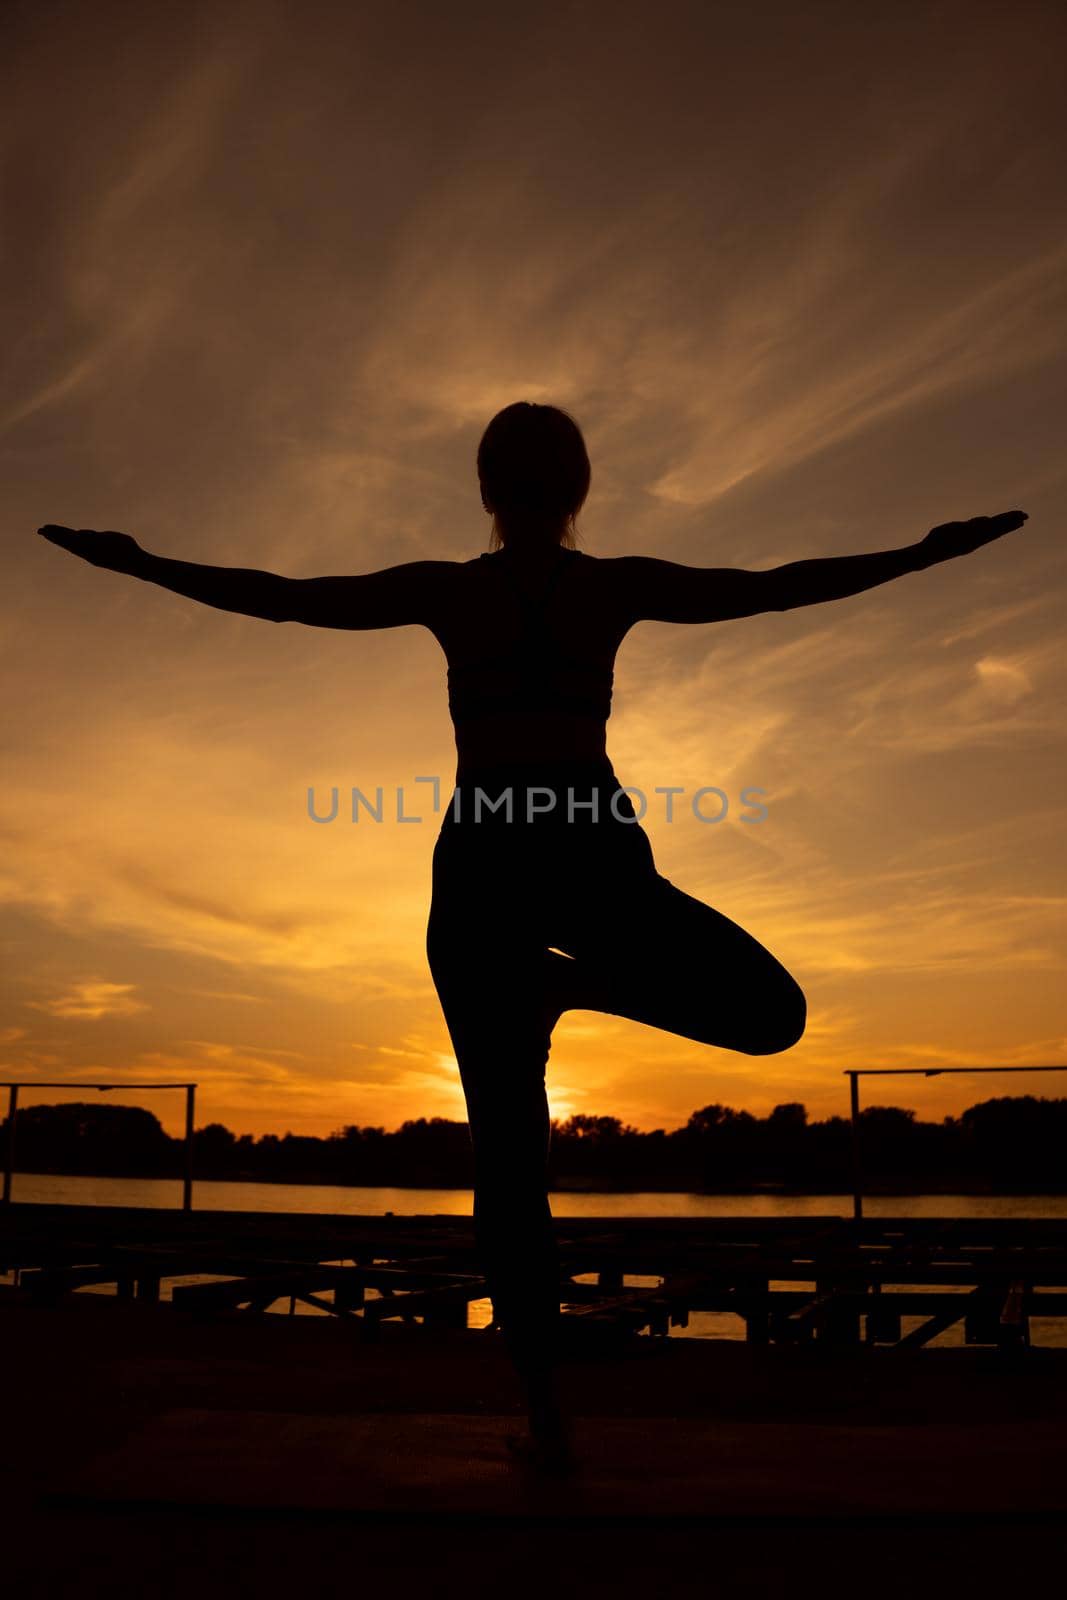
[743, 976, 806, 1056]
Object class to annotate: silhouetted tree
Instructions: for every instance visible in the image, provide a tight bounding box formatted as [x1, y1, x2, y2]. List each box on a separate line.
[4, 1094, 1065, 1193]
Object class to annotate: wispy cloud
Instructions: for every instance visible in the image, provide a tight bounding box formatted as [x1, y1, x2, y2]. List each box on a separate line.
[28, 980, 149, 1020]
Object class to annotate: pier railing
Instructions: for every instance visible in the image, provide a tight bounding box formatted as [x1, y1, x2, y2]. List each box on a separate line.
[1, 1082, 198, 1210]
[845, 1065, 1067, 1220]
[4, 1066, 1066, 1221]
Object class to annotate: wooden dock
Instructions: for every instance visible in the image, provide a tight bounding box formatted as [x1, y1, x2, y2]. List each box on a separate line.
[3, 1205, 1067, 1588]
[3, 1201, 1066, 1349]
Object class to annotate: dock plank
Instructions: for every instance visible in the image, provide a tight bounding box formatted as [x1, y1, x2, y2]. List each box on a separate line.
[41, 1407, 1067, 1519]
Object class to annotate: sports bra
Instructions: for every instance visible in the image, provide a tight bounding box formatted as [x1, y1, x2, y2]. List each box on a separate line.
[447, 548, 614, 725]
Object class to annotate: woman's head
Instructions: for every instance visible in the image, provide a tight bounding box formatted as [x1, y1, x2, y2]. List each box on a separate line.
[477, 402, 590, 550]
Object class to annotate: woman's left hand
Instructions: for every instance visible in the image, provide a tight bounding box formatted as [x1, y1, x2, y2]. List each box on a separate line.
[37, 525, 145, 572]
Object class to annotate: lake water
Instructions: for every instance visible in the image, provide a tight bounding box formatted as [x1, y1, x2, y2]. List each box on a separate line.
[9, 1170, 1067, 1220]
[6, 1171, 1065, 1345]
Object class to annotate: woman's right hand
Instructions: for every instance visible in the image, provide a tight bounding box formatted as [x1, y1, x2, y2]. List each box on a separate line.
[37, 525, 146, 573]
[917, 509, 1028, 568]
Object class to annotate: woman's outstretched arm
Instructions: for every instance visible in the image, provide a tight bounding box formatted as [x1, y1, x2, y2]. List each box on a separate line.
[613, 511, 1029, 625]
[36, 526, 453, 629]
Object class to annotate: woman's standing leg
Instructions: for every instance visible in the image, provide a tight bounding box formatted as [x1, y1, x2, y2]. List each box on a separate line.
[426, 819, 568, 1454]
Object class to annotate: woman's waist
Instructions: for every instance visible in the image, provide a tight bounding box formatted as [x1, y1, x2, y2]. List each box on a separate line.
[454, 709, 608, 775]
[440, 759, 640, 830]
[451, 759, 619, 790]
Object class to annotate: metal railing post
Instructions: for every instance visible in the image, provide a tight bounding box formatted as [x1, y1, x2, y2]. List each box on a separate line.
[848, 1071, 863, 1221]
[183, 1084, 196, 1211]
[2, 1084, 17, 1205]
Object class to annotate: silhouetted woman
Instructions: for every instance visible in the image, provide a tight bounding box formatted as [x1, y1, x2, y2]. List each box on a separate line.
[39, 402, 1027, 1473]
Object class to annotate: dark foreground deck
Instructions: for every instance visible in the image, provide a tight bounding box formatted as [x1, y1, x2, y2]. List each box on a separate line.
[2, 1205, 1066, 1593]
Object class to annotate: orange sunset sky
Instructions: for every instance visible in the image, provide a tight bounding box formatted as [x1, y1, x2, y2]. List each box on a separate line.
[3, 0, 1066, 1143]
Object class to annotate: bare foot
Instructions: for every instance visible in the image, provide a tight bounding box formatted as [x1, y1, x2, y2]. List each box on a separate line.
[507, 1383, 579, 1475]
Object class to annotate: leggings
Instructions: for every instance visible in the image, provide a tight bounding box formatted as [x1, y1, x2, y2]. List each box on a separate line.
[425, 759, 806, 1380]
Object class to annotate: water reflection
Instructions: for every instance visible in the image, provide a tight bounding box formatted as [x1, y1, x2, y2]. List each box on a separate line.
[8, 1170, 1067, 1221]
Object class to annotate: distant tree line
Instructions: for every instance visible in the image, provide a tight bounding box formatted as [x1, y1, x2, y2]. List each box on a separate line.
[3, 1095, 1066, 1192]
